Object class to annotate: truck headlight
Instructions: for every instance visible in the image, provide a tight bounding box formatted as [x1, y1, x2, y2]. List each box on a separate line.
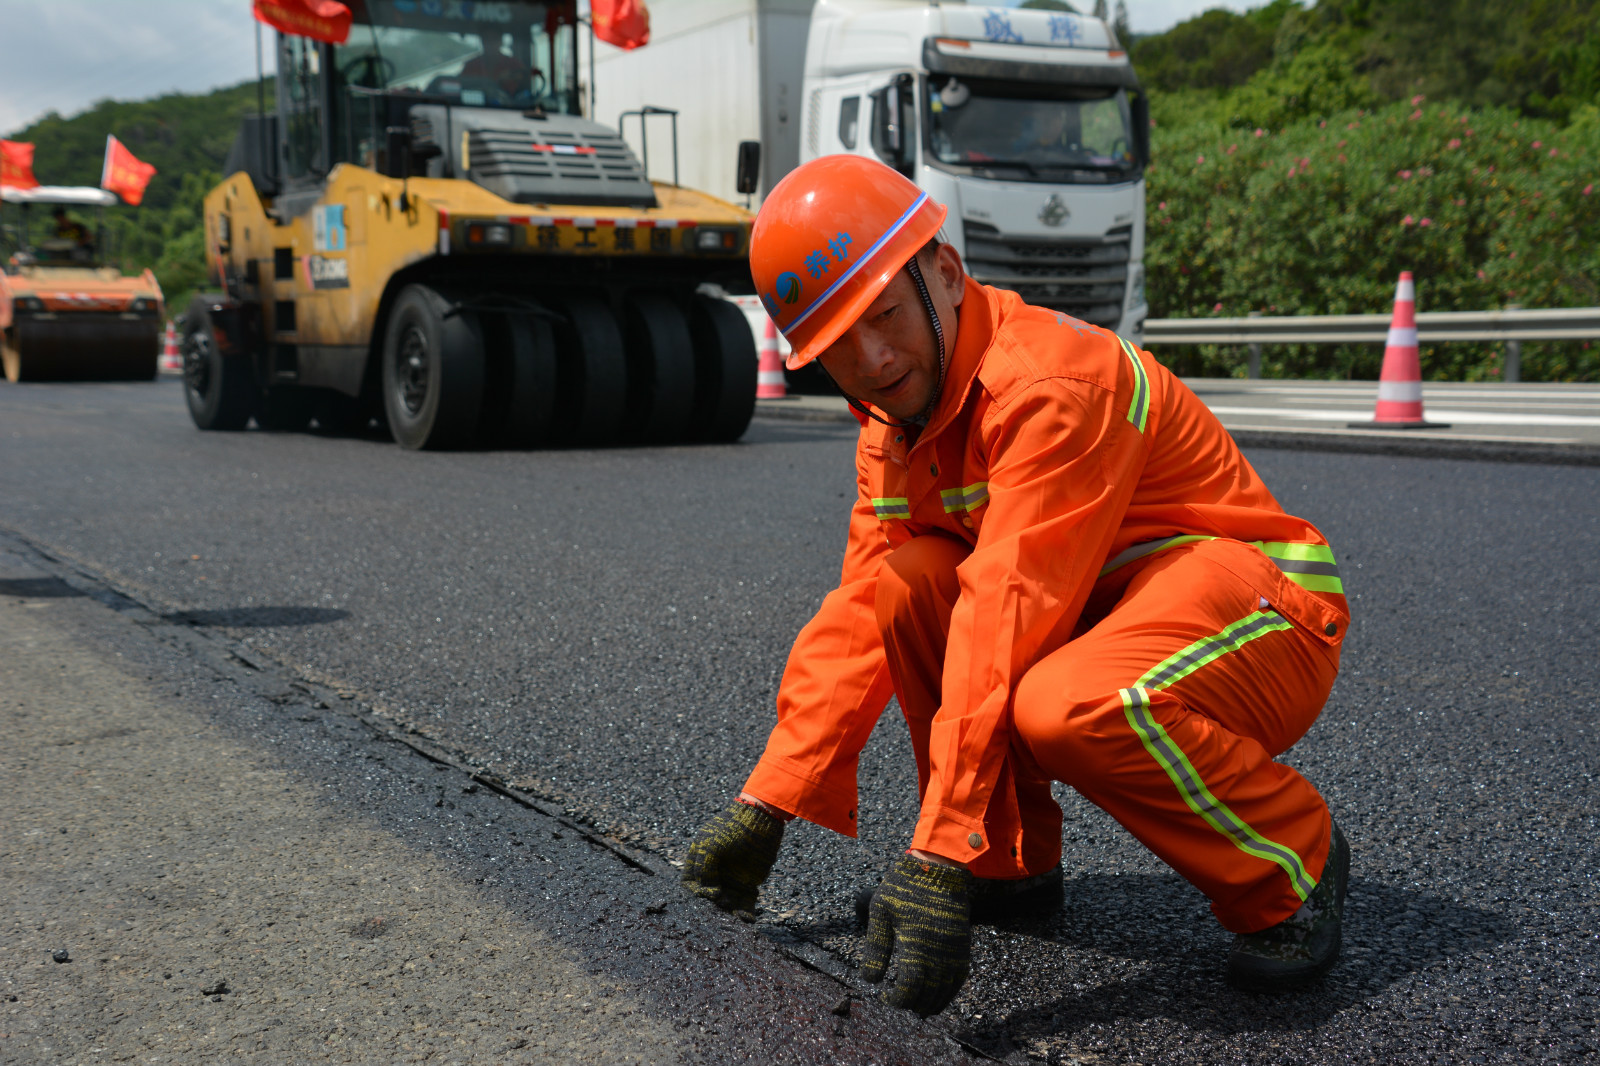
[693, 227, 740, 253]
[466, 222, 512, 247]
[1127, 265, 1146, 309]
[129, 297, 156, 313]
[13, 296, 44, 312]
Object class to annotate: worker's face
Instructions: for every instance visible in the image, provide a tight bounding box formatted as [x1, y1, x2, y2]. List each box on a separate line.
[817, 243, 965, 422]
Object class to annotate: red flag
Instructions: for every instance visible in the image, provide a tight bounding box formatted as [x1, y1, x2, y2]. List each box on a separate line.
[1, 140, 39, 190]
[100, 135, 157, 206]
[252, 0, 351, 44]
[592, 0, 650, 49]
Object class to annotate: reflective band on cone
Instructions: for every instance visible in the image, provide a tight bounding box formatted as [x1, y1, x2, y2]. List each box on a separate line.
[159, 321, 182, 374]
[1351, 271, 1449, 430]
[756, 316, 790, 399]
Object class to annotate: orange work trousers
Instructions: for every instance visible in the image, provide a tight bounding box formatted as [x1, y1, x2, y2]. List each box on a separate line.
[875, 534, 1340, 933]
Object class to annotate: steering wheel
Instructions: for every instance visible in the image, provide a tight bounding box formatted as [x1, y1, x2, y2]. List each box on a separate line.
[341, 54, 396, 89]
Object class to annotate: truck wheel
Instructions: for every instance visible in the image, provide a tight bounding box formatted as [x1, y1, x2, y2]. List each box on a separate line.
[256, 386, 316, 431]
[550, 295, 626, 447]
[621, 291, 696, 444]
[686, 295, 757, 443]
[182, 295, 255, 430]
[478, 310, 557, 448]
[382, 284, 485, 450]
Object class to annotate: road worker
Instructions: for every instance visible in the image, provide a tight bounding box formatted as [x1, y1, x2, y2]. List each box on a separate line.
[682, 154, 1351, 1017]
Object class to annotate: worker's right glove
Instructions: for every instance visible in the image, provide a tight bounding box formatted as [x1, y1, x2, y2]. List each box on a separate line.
[861, 854, 973, 1017]
[681, 800, 785, 915]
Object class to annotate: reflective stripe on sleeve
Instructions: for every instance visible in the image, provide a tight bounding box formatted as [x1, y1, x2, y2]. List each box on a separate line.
[939, 482, 990, 514]
[1117, 335, 1150, 434]
[1099, 534, 1217, 577]
[872, 497, 911, 521]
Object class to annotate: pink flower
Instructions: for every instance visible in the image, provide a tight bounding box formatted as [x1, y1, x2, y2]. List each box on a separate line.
[1319, 120, 1327, 128]
[1401, 215, 1415, 226]
[1399, 169, 1413, 179]
[1477, 270, 1486, 280]
[1158, 201, 1168, 210]
[1532, 140, 1542, 148]
[1338, 139, 1347, 148]
[1411, 94, 1425, 105]
[1410, 109, 1423, 120]
[1338, 152, 1347, 163]
[1585, 184, 1594, 196]
[1455, 198, 1467, 206]
[1226, 143, 1238, 154]
[1287, 166, 1297, 177]
[1550, 148, 1559, 157]
[1254, 128, 1266, 137]
[1213, 302, 1223, 312]
[1420, 218, 1433, 227]
[1196, 154, 1206, 164]
[1448, 138, 1462, 149]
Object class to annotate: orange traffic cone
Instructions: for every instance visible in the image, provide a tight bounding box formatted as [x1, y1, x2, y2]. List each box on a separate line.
[159, 321, 182, 374]
[756, 316, 790, 399]
[1351, 271, 1448, 429]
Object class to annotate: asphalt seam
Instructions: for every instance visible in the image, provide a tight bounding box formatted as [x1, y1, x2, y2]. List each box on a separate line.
[0, 521, 1003, 1060]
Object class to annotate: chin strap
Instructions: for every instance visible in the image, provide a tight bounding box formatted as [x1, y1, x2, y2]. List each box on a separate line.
[826, 255, 949, 430]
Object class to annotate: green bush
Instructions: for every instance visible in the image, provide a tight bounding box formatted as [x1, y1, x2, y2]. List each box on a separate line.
[1146, 99, 1600, 380]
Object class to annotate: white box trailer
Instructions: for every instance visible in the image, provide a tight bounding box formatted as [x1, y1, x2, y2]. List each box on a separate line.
[588, 0, 1149, 343]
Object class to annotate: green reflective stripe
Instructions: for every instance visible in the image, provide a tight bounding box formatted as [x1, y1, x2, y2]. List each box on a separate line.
[1137, 609, 1295, 692]
[1254, 541, 1337, 564]
[1121, 686, 1318, 900]
[1253, 540, 1344, 595]
[1117, 335, 1150, 433]
[939, 482, 990, 514]
[1099, 534, 1218, 577]
[872, 497, 910, 521]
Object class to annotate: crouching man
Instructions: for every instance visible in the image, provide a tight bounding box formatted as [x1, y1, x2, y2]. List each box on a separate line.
[683, 156, 1350, 1017]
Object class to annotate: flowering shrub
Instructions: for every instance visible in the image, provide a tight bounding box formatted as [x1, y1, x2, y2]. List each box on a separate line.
[1145, 99, 1600, 380]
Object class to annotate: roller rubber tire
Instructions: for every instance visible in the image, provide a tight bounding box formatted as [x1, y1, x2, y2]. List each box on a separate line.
[549, 294, 626, 447]
[382, 284, 485, 450]
[182, 295, 255, 431]
[621, 291, 697, 444]
[477, 309, 557, 448]
[686, 294, 757, 443]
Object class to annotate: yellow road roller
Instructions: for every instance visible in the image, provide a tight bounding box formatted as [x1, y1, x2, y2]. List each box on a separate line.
[1, 186, 164, 383]
[189, 0, 760, 448]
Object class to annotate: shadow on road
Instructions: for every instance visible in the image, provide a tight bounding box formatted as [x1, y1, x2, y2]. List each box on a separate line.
[0, 576, 85, 598]
[165, 606, 351, 627]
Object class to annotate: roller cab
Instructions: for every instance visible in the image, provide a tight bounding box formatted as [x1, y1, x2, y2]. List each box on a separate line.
[193, 0, 759, 448]
[1, 186, 164, 383]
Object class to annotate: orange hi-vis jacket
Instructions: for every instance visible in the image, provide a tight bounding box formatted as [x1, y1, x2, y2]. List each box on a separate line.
[742, 279, 1349, 866]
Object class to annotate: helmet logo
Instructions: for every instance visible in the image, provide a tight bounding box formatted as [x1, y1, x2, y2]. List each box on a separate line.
[1039, 194, 1070, 227]
[775, 271, 802, 305]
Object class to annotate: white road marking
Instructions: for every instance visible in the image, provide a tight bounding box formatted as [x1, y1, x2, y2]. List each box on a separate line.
[1204, 406, 1600, 427]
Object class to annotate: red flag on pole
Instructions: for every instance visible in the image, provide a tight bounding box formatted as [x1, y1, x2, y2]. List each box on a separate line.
[592, 0, 650, 49]
[252, 0, 351, 44]
[1, 140, 39, 190]
[100, 136, 157, 206]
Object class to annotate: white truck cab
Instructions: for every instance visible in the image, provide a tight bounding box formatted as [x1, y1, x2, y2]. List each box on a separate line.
[801, 0, 1149, 341]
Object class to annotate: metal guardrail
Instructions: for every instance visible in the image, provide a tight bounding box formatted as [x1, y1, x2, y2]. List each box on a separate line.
[1142, 307, 1600, 381]
[1143, 307, 1600, 344]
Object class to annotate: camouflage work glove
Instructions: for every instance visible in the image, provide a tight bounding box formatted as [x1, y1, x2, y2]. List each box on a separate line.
[681, 801, 785, 915]
[861, 854, 973, 1017]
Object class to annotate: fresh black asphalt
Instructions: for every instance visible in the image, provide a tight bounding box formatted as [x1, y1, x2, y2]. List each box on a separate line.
[2, 378, 1596, 1064]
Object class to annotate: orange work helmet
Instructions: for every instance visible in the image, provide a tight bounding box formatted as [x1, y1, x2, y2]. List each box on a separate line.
[751, 155, 948, 370]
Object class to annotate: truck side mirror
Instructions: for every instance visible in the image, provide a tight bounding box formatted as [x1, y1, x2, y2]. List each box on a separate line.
[736, 140, 761, 195]
[870, 78, 915, 177]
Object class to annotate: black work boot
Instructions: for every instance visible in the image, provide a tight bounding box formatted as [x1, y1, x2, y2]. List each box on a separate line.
[1227, 823, 1350, 992]
[856, 864, 1063, 928]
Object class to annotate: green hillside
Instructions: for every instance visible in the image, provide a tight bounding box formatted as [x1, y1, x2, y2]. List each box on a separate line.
[1133, 0, 1600, 380]
[5, 79, 273, 314]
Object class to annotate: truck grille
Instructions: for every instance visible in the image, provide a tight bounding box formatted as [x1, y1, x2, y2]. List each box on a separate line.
[963, 222, 1129, 328]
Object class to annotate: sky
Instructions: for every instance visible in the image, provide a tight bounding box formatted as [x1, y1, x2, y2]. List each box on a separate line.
[0, 0, 1267, 138]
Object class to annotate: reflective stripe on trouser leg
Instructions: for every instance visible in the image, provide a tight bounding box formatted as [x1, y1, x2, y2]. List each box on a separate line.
[1120, 609, 1317, 901]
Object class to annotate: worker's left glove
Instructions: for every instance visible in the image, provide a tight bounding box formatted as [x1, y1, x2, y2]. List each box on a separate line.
[681, 801, 785, 915]
[861, 854, 973, 1017]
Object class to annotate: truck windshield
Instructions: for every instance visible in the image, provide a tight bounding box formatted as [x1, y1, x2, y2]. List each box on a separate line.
[338, 0, 581, 115]
[926, 77, 1138, 181]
